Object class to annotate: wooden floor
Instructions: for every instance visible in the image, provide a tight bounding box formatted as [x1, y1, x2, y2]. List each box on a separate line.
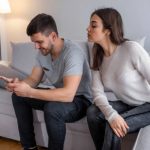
[0, 137, 47, 150]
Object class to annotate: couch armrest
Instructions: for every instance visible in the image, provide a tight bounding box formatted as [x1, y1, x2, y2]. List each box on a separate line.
[0, 61, 10, 67]
[133, 125, 150, 150]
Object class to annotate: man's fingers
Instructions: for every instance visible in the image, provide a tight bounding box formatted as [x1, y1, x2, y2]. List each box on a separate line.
[0, 76, 13, 83]
[13, 78, 19, 83]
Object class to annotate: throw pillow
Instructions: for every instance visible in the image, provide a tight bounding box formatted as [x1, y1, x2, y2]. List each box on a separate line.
[0, 65, 26, 88]
[134, 36, 146, 47]
[10, 42, 38, 75]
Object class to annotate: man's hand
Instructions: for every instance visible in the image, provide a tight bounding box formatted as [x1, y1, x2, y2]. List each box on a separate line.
[110, 115, 129, 138]
[13, 81, 32, 97]
[0, 76, 19, 92]
[0, 76, 14, 83]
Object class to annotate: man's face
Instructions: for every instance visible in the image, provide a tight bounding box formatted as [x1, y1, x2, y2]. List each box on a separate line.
[31, 32, 54, 56]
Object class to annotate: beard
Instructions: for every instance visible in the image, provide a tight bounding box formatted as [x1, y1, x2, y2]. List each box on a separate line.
[40, 43, 54, 56]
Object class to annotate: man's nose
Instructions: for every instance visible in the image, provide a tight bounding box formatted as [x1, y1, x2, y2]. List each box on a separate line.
[35, 43, 40, 49]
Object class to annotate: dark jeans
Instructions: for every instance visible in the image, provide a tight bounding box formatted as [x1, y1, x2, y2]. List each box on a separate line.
[87, 101, 150, 150]
[12, 93, 91, 150]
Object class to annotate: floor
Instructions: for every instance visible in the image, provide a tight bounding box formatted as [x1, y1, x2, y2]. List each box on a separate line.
[0, 137, 47, 150]
[0, 133, 137, 150]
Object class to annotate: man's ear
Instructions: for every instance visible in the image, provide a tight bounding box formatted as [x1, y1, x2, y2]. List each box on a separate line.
[50, 32, 57, 41]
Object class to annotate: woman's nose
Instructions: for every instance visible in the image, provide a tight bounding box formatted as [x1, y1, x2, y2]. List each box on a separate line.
[87, 25, 91, 32]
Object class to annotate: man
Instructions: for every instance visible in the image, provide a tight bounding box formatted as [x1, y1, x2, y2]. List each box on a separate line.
[7, 14, 92, 150]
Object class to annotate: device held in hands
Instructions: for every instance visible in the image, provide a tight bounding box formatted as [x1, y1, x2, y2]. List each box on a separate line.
[0, 76, 14, 83]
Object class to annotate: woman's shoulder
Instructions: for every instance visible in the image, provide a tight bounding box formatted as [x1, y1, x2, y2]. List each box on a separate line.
[121, 40, 142, 48]
[120, 40, 144, 53]
[120, 40, 148, 58]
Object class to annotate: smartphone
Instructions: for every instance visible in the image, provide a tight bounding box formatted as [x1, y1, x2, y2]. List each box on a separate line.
[0, 76, 13, 83]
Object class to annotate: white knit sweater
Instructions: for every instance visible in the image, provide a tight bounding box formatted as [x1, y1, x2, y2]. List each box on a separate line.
[92, 41, 150, 123]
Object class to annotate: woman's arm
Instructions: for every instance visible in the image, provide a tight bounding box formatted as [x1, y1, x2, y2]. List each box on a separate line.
[131, 42, 150, 83]
[92, 70, 129, 137]
[92, 70, 118, 122]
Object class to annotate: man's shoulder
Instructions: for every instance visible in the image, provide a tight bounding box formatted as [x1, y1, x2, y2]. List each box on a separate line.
[64, 39, 82, 50]
[63, 39, 83, 56]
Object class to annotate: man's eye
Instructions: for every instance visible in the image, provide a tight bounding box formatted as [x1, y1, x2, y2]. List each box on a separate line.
[92, 25, 97, 28]
[38, 41, 43, 44]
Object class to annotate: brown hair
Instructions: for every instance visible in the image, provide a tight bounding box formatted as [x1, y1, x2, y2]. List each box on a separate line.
[27, 13, 58, 36]
[91, 8, 127, 70]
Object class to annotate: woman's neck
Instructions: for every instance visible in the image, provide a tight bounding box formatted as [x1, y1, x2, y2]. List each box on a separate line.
[100, 39, 117, 57]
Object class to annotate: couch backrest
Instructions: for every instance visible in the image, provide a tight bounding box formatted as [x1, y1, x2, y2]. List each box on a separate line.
[10, 41, 90, 75]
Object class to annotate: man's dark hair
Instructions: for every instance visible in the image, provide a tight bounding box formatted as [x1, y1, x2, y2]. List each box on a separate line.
[26, 13, 58, 36]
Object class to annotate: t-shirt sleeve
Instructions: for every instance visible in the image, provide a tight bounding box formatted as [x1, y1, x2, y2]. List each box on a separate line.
[34, 52, 42, 67]
[130, 42, 150, 83]
[92, 70, 119, 123]
[63, 49, 84, 76]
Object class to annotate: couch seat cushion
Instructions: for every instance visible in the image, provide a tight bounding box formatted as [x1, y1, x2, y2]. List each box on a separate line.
[0, 88, 16, 117]
[0, 89, 46, 122]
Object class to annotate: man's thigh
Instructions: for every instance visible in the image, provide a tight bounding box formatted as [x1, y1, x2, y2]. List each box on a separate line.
[12, 93, 48, 110]
[44, 95, 90, 123]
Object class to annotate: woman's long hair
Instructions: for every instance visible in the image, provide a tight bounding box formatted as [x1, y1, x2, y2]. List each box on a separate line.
[92, 8, 127, 70]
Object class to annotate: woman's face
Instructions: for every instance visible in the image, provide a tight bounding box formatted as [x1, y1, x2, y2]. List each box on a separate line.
[87, 14, 109, 43]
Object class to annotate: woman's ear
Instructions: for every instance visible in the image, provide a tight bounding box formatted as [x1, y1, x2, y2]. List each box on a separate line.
[105, 29, 111, 35]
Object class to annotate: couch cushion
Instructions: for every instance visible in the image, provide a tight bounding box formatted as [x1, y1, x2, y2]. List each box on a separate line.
[10, 42, 38, 75]
[0, 88, 47, 122]
[0, 89, 16, 117]
[66, 117, 89, 133]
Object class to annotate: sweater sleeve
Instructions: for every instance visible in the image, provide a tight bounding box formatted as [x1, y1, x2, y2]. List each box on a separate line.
[92, 70, 119, 123]
[130, 42, 150, 83]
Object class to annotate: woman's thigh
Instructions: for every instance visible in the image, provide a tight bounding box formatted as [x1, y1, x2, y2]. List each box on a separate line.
[121, 103, 150, 133]
[87, 101, 133, 121]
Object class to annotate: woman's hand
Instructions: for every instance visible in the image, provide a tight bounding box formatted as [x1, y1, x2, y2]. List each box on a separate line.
[110, 115, 129, 138]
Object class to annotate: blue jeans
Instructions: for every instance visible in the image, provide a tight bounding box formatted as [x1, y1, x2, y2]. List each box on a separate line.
[87, 101, 150, 150]
[12, 93, 91, 150]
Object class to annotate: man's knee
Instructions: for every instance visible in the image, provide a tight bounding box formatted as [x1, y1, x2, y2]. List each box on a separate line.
[44, 102, 64, 120]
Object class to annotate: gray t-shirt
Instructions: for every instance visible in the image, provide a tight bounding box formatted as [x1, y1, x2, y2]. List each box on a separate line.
[35, 39, 92, 101]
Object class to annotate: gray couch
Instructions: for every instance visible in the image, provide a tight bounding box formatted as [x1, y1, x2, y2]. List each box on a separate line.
[0, 41, 149, 150]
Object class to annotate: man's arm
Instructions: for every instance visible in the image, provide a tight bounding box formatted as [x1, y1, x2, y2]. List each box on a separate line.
[23, 66, 44, 87]
[13, 75, 81, 102]
[6, 66, 43, 92]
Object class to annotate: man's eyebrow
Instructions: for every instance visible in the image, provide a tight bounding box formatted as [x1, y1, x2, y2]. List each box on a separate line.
[91, 20, 97, 24]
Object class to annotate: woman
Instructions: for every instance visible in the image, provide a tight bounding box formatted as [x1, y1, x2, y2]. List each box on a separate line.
[87, 8, 150, 150]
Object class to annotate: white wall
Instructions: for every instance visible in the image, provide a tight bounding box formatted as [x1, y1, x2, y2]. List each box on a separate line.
[3, 0, 150, 60]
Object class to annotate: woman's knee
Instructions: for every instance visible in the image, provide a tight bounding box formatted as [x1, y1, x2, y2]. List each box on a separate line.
[87, 105, 104, 123]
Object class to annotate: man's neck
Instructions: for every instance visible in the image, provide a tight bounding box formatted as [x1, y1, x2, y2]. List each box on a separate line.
[51, 38, 64, 60]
